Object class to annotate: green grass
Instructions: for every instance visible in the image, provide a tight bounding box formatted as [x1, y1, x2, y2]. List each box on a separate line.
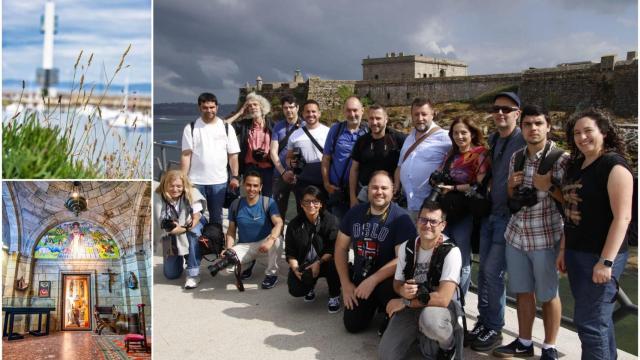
[2, 113, 98, 178]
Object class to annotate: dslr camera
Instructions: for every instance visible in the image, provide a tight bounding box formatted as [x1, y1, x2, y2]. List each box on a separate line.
[291, 148, 307, 175]
[416, 282, 432, 305]
[252, 148, 268, 162]
[353, 255, 375, 283]
[208, 248, 240, 277]
[507, 186, 538, 213]
[426, 170, 454, 202]
[160, 218, 177, 232]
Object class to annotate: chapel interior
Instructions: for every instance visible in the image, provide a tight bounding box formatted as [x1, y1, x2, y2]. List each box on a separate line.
[2, 181, 152, 359]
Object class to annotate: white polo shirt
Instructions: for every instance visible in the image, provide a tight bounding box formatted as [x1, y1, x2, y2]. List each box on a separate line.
[181, 117, 240, 185]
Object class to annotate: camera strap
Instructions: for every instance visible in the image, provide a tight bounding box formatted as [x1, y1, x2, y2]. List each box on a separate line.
[278, 119, 301, 152]
[301, 126, 324, 153]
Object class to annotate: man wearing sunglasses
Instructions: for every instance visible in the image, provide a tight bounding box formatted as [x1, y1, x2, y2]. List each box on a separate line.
[470, 92, 526, 351]
[378, 200, 463, 360]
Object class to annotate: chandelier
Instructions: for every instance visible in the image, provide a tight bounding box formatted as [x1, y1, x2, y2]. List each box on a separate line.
[64, 181, 88, 216]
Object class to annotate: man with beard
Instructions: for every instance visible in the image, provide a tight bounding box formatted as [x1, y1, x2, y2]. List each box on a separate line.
[493, 105, 567, 360]
[226, 92, 275, 196]
[394, 98, 451, 222]
[181, 92, 240, 225]
[286, 100, 330, 215]
[335, 171, 417, 335]
[470, 92, 526, 351]
[270, 95, 303, 218]
[322, 96, 368, 217]
[349, 105, 406, 208]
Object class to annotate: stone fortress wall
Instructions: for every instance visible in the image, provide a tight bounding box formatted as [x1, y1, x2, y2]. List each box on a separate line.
[239, 51, 638, 117]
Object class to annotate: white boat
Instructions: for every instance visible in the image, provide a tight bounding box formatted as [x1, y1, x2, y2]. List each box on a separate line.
[105, 111, 152, 128]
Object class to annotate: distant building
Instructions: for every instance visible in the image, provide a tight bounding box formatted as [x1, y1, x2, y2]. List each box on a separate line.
[362, 52, 468, 81]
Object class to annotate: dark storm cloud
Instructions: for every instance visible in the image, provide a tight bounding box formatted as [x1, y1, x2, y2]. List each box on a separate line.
[154, 0, 637, 104]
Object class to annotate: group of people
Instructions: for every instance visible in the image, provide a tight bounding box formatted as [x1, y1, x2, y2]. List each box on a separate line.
[154, 90, 633, 360]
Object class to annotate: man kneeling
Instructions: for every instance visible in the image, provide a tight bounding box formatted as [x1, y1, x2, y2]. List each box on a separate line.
[379, 201, 463, 360]
[209, 170, 284, 289]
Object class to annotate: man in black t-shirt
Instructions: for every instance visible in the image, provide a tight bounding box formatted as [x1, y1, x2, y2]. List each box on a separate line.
[349, 105, 406, 207]
[335, 171, 417, 335]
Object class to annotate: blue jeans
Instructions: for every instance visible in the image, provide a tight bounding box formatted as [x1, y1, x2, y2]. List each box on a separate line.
[196, 183, 227, 225]
[163, 222, 203, 279]
[565, 250, 628, 360]
[443, 214, 473, 298]
[476, 214, 509, 331]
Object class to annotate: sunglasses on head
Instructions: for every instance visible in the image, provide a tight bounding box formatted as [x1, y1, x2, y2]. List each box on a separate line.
[491, 105, 519, 114]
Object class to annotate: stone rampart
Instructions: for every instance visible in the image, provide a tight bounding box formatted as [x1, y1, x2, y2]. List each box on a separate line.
[355, 73, 521, 106]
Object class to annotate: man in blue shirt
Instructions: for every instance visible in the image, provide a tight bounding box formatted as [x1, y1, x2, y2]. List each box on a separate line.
[469, 92, 526, 351]
[335, 171, 417, 335]
[270, 95, 303, 219]
[321, 96, 367, 218]
[223, 170, 284, 289]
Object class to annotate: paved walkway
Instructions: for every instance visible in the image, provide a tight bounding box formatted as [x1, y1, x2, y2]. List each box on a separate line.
[152, 252, 634, 360]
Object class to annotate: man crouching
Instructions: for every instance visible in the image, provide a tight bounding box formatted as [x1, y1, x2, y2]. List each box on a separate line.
[208, 170, 284, 289]
[379, 201, 463, 360]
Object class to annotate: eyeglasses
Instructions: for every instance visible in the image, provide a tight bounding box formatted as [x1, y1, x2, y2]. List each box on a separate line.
[417, 217, 443, 227]
[491, 105, 519, 114]
[301, 199, 321, 206]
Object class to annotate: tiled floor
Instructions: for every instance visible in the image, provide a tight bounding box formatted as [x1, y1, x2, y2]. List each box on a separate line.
[3, 331, 101, 360]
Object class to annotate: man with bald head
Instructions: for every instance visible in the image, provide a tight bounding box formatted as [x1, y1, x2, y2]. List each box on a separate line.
[335, 171, 417, 335]
[322, 96, 368, 217]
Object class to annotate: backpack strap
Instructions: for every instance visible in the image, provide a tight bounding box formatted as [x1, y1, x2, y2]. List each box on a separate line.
[538, 148, 564, 175]
[402, 238, 418, 280]
[230, 198, 241, 221]
[512, 148, 527, 173]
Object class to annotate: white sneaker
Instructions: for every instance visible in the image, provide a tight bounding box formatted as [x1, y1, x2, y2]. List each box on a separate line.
[184, 276, 200, 289]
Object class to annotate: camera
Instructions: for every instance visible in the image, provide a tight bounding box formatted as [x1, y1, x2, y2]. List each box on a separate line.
[416, 282, 432, 305]
[291, 148, 306, 175]
[208, 248, 239, 277]
[297, 261, 316, 286]
[161, 219, 177, 232]
[252, 148, 268, 162]
[426, 170, 454, 202]
[354, 255, 375, 283]
[507, 187, 538, 213]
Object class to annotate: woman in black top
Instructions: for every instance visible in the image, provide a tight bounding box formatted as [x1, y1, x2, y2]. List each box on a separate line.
[557, 108, 633, 359]
[285, 185, 342, 313]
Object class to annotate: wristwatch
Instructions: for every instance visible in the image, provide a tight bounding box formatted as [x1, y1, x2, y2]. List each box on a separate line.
[231, 175, 240, 181]
[402, 298, 411, 307]
[600, 257, 613, 268]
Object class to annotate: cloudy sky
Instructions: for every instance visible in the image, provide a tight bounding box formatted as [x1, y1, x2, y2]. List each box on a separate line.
[3, 0, 151, 90]
[154, 0, 637, 105]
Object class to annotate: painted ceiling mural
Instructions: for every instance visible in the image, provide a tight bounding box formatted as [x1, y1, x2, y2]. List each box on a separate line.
[34, 221, 120, 259]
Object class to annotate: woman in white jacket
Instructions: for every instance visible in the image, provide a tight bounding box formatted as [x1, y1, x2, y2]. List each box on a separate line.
[154, 170, 207, 289]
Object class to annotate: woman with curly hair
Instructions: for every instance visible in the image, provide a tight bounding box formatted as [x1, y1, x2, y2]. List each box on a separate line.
[154, 169, 206, 289]
[436, 117, 490, 297]
[556, 108, 632, 359]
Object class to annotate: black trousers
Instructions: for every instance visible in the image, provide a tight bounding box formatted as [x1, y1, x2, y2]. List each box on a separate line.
[343, 277, 396, 333]
[287, 261, 341, 298]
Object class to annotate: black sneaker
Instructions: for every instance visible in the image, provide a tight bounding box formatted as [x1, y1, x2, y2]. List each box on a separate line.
[493, 339, 534, 358]
[241, 260, 256, 280]
[437, 347, 456, 360]
[470, 328, 503, 351]
[540, 347, 558, 360]
[377, 315, 390, 337]
[464, 322, 485, 347]
[261, 275, 278, 289]
[304, 289, 316, 302]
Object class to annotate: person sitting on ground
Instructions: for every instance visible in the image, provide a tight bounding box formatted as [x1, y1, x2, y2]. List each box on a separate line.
[379, 200, 463, 360]
[154, 169, 206, 289]
[217, 170, 284, 289]
[285, 185, 342, 313]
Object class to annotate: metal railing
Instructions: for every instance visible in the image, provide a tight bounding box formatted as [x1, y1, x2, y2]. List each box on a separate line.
[469, 256, 637, 329]
[154, 141, 181, 180]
